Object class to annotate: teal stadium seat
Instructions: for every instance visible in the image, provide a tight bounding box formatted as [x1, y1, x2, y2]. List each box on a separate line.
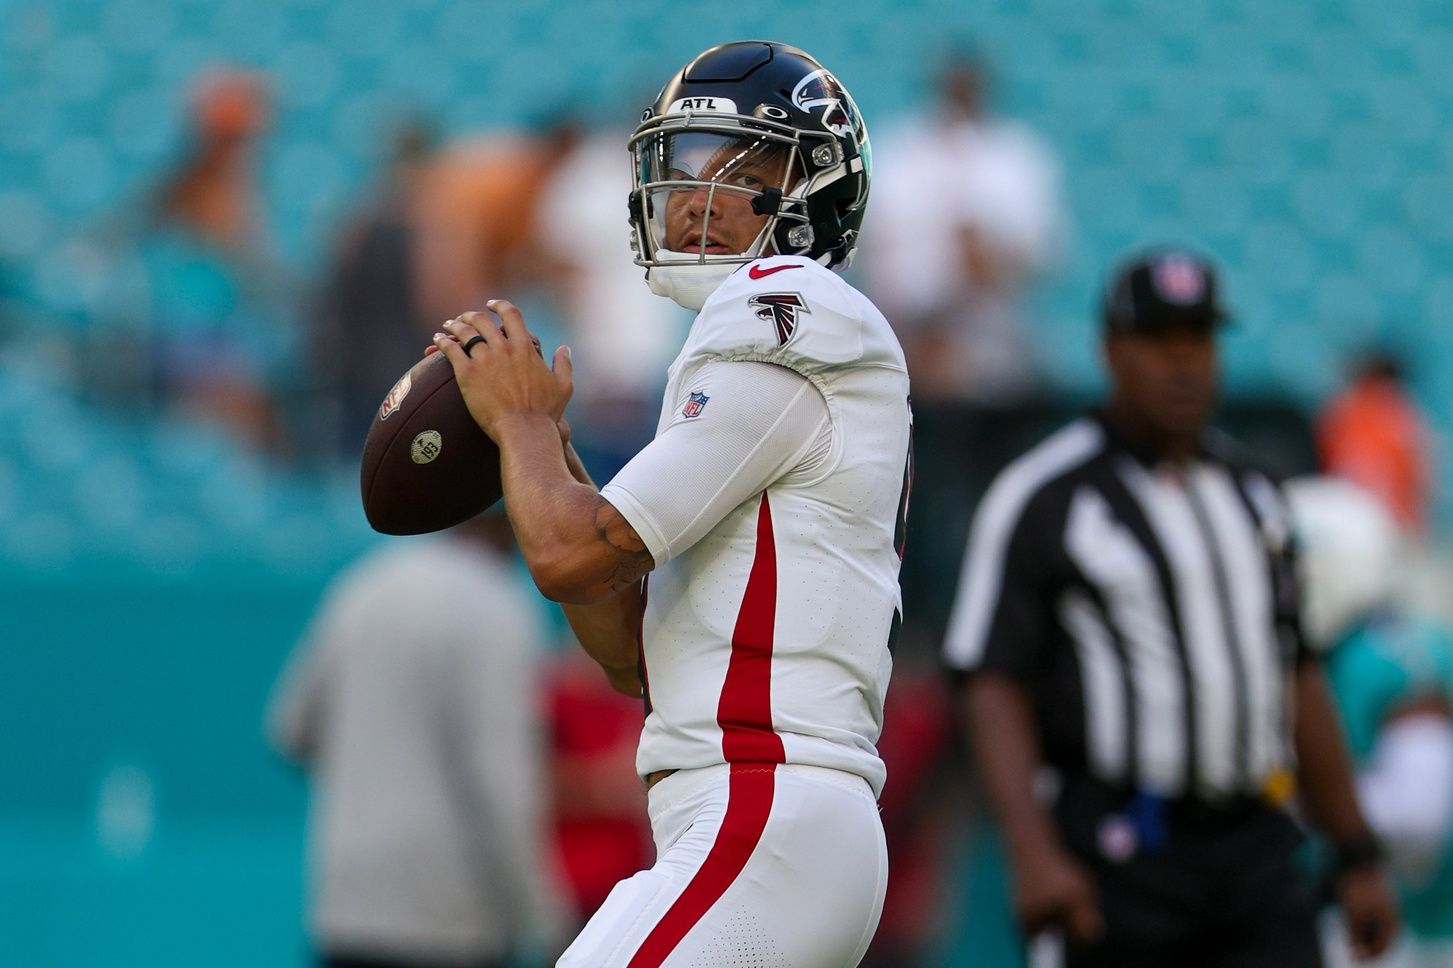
[3, 2, 1453, 963]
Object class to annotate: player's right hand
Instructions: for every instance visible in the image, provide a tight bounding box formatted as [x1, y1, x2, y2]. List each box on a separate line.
[1013, 844, 1104, 945]
[435, 301, 573, 442]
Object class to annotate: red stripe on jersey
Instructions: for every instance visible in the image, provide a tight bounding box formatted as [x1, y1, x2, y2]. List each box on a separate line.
[717, 492, 787, 764]
[626, 764, 777, 967]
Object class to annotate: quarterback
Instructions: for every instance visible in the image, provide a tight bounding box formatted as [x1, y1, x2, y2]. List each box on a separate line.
[435, 41, 912, 967]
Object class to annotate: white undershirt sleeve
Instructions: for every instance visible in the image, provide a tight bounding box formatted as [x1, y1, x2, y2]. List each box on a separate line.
[600, 360, 831, 564]
[1357, 712, 1453, 876]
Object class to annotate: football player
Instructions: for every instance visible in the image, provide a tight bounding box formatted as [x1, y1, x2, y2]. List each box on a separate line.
[433, 40, 912, 967]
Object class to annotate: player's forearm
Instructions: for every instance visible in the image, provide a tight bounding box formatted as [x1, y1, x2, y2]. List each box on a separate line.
[964, 673, 1066, 867]
[562, 590, 646, 697]
[1294, 664, 1376, 846]
[562, 440, 595, 487]
[554, 438, 646, 690]
[494, 414, 653, 605]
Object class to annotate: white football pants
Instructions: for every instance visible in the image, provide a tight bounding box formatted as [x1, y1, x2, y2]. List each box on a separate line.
[558, 762, 888, 967]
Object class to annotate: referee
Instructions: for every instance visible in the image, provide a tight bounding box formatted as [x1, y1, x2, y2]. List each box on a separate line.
[943, 248, 1399, 967]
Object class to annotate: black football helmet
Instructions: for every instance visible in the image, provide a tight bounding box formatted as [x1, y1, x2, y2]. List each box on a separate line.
[629, 41, 872, 308]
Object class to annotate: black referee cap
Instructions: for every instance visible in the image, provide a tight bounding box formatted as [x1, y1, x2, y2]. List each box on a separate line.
[1102, 248, 1229, 332]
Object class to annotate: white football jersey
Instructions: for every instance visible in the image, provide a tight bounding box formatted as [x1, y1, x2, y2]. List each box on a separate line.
[601, 256, 912, 797]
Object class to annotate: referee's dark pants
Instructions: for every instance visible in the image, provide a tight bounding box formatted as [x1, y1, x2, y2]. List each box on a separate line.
[1053, 775, 1323, 968]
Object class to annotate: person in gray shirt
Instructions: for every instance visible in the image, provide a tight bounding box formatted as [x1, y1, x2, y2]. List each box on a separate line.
[268, 513, 566, 968]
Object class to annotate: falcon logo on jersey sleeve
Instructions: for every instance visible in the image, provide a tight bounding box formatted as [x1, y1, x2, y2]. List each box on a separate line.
[748, 292, 810, 347]
[682, 391, 709, 418]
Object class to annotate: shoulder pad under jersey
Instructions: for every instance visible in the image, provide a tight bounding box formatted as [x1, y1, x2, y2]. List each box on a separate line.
[683, 256, 871, 374]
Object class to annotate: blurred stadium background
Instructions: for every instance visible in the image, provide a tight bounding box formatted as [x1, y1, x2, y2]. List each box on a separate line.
[2, 0, 1451, 964]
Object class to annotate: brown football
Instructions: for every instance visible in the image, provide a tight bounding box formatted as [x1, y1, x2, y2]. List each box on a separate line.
[359, 351, 502, 535]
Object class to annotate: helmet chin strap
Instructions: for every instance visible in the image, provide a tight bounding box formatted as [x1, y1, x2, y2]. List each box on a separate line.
[645, 220, 779, 311]
[646, 255, 740, 311]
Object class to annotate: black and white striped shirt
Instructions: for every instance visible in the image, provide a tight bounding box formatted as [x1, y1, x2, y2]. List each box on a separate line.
[942, 412, 1307, 801]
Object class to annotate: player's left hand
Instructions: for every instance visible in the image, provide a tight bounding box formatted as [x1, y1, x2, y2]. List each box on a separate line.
[434, 300, 573, 442]
[1337, 865, 1399, 960]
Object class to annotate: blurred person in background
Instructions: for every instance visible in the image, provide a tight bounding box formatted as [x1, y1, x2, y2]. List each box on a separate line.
[267, 512, 567, 968]
[856, 54, 1040, 937]
[433, 40, 910, 966]
[1317, 350, 1434, 536]
[314, 115, 581, 459]
[860, 674, 958, 967]
[864, 44, 1067, 680]
[861, 45, 1065, 405]
[409, 116, 581, 327]
[944, 248, 1398, 967]
[534, 123, 690, 479]
[1288, 477, 1453, 968]
[545, 647, 654, 930]
[94, 67, 300, 453]
[313, 118, 440, 456]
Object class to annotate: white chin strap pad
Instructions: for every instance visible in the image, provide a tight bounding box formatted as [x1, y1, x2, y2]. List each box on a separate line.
[645, 251, 742, 311]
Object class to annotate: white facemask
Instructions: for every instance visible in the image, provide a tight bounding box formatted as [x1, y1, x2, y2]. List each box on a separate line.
[643, 217, 779, 311]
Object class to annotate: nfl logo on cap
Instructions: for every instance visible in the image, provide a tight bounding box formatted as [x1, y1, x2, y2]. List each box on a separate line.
[1152, 254, 1207, 305]
[1102, 246, 1227, 332]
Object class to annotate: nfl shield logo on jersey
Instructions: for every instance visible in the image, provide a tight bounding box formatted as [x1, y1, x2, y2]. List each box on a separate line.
[682, 391, 709, 418]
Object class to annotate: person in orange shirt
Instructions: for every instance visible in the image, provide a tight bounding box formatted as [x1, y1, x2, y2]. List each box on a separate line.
[1317, 351, 1432, 534]
[113, 67, 297, 453]
[409, 118, 582, 326]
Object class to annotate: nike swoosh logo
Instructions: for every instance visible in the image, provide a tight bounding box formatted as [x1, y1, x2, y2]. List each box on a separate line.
[748, 263, 802, 279]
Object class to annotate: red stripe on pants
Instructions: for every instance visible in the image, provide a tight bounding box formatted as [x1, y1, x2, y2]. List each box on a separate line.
[626, 764, 777, 967]
[718, 492, 787, 764]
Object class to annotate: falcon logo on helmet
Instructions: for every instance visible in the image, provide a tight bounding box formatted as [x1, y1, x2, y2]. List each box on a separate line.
[791, 69, 863, 141]
[748, 292, 810, 347]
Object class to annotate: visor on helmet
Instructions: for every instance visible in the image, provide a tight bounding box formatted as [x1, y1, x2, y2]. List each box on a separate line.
[631, 126, 806, 266]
